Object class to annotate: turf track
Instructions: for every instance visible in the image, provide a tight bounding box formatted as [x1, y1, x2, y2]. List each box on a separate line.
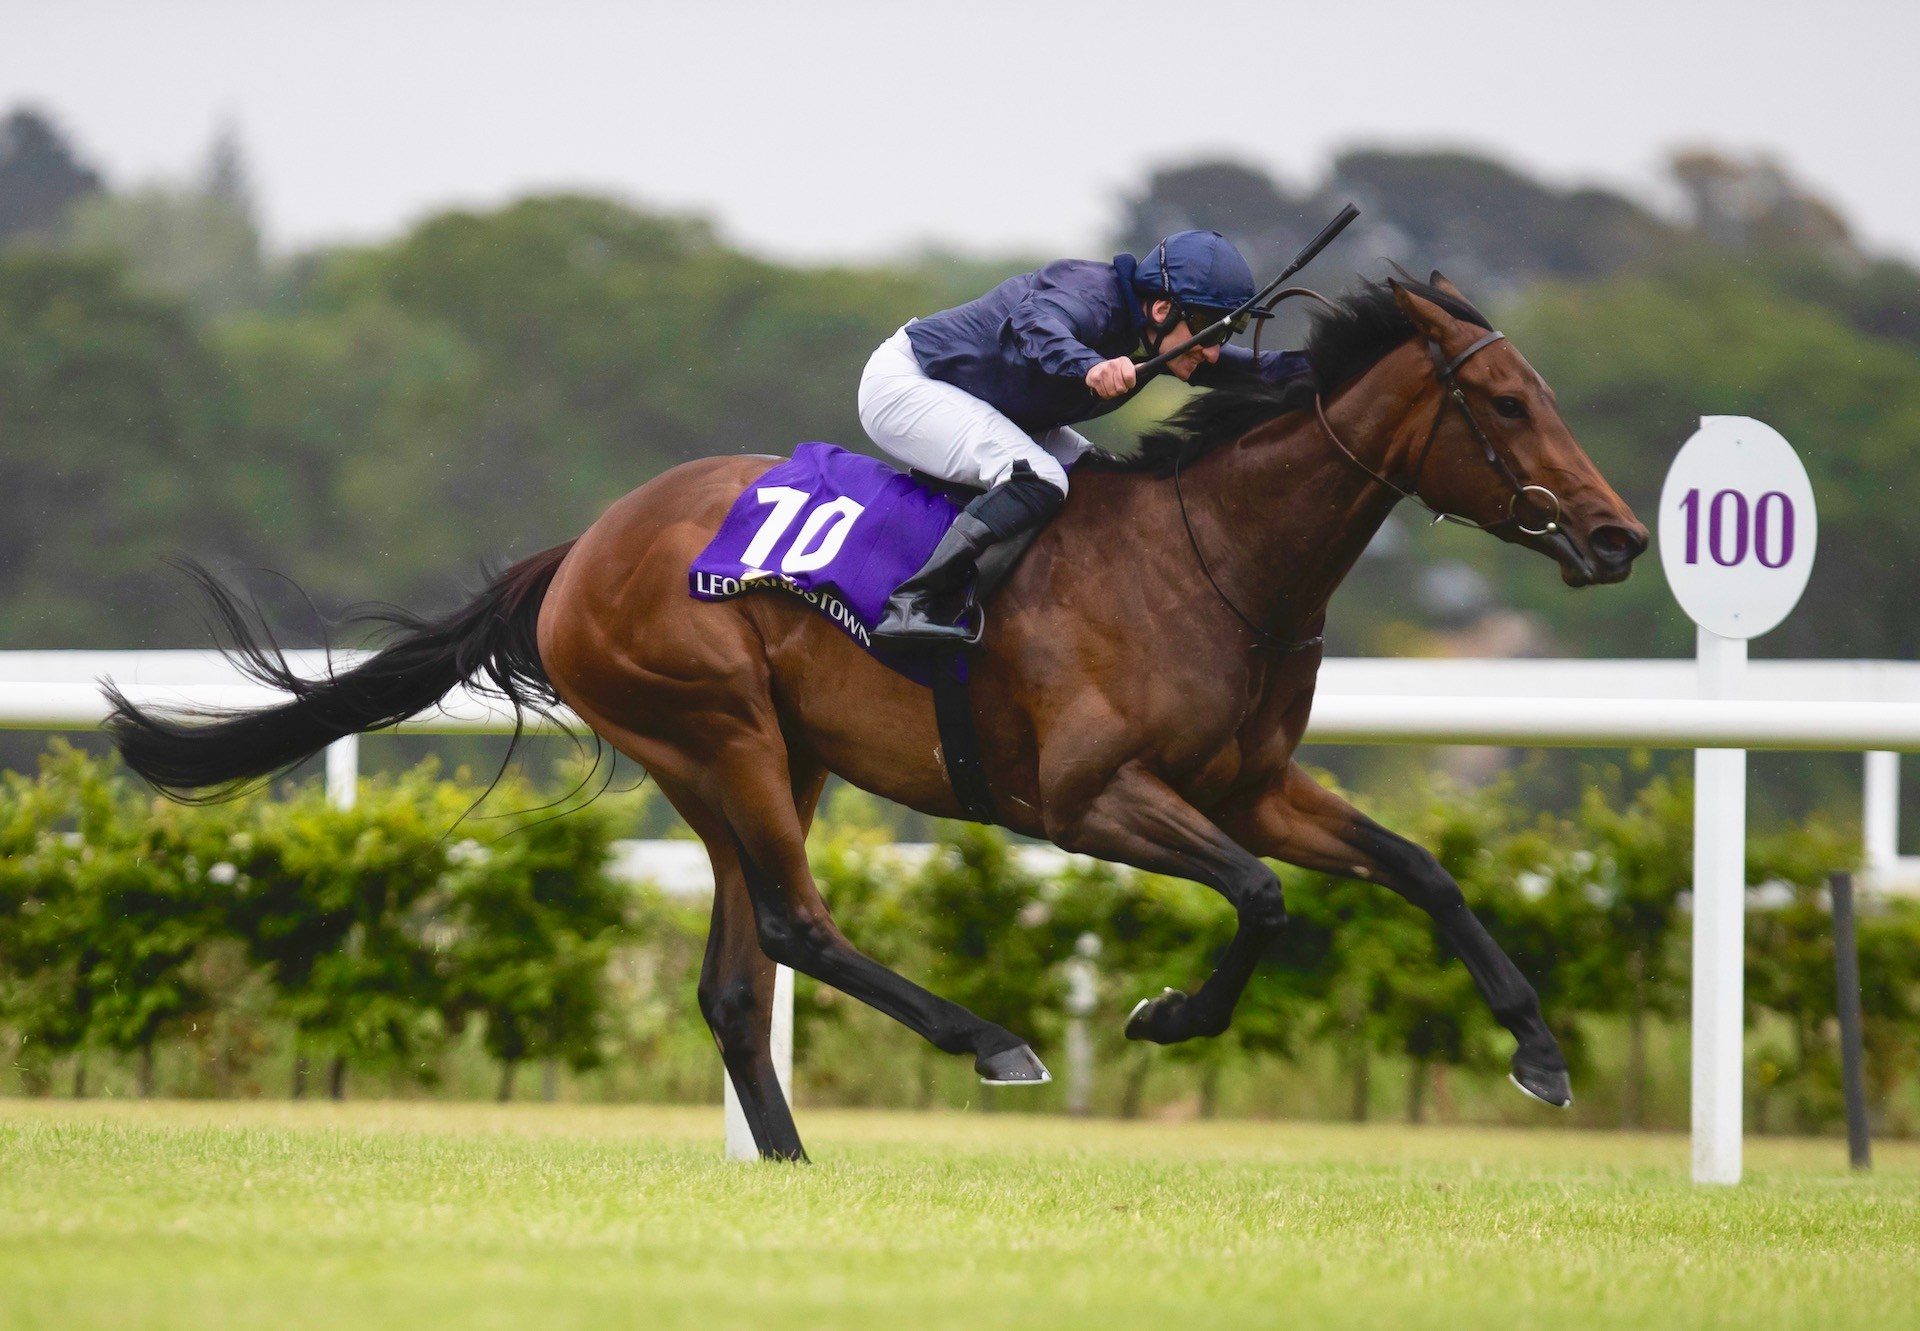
[2, 1100, 1916, 1330]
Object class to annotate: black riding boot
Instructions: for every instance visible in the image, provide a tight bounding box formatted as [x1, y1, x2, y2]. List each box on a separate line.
[874, 463, 1064, 646]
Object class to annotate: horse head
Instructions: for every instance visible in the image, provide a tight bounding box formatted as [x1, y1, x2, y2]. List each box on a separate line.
[1388, 274, 1647, 587]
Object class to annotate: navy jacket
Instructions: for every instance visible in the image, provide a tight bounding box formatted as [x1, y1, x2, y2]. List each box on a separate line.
[904, 253, 1310, 433]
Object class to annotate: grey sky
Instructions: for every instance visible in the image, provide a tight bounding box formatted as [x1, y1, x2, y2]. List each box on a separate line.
[7, 0, 1917, 263]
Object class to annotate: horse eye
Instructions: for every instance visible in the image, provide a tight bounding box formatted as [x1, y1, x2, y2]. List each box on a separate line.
[1492, 395, 1527, 420]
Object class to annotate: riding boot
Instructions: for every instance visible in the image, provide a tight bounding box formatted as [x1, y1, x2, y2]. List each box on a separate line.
[874, 463, 1064, 646]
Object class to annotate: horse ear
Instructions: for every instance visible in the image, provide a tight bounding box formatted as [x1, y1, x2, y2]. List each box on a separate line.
[1390, 280, 1459, 342]
[1428, 270, 1470, 302]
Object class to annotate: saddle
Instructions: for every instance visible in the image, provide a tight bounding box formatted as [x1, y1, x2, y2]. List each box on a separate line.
[688, 447, 1027, 827]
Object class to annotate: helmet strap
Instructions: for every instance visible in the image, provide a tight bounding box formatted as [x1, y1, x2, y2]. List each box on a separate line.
[1141, 239, 1182, 353]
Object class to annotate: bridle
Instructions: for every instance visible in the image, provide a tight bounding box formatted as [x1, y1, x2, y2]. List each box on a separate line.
[1170, 299, 1561, 653]
[1313, 329, 1563, 537]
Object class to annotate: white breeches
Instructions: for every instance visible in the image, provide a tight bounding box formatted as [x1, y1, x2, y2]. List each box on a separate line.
[857, 326, 1092, 495]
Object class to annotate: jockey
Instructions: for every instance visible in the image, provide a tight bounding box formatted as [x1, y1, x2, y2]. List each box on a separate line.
[860, 229, 1310, 645]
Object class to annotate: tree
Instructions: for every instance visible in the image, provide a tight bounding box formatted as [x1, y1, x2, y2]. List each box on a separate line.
[1329, 149, 1677, 295]
[0, 108, 102, 242]
[213, 299, 486, 614]
[66, 184, 268, 318]
[0, 250, 241, 648]
[1669, 149, 1856, 259]
[1113, 158, 1320, 276]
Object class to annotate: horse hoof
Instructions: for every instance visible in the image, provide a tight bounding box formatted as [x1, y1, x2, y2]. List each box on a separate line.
[1125, 988, 1190, 1044]
[1509, 1061, 1573, 1108]
[977, 1043, 1051, 1086]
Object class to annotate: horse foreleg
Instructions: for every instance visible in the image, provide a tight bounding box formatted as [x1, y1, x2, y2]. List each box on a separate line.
[1046, 762, 1288, 1045]
[718, 745, 1050, 1086]
[1223, 763, 1571, 1107]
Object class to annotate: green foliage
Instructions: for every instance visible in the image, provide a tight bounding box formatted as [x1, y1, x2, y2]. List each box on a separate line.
[0, 743, 228, 1091]
[907, 823, 1061, 1041]
[0, 249, 240, 645]
[441, 774, 635, 1096]
[66, 184, 267, 318]
[1518, 766, 1694, 1119]
[223, 767, 468, 1089]
[1744, 818, 1866, 1131]
[1, 744, 1916, 1131]
[0, 108, 102, 241]
[1500, 257, 1920, 661]
[0, 745, 654, 1100]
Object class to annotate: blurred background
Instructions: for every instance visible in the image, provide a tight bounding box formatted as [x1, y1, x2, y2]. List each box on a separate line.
[1, 2, 1916, 1130]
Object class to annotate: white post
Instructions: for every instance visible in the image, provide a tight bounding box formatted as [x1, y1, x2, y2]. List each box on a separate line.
[723, 964, 793, 1161]
[1863, 751, 1900, 885]
[1691, 627, 1747, 1185]
[325, 734, 359, 810]
[1063, 932, 1101, 1116]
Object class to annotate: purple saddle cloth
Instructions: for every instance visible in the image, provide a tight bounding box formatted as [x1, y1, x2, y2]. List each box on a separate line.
[689, 443, 963, 674]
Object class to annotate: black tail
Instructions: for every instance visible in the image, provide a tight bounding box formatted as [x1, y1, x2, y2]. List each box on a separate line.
[103, 542, 577, 801]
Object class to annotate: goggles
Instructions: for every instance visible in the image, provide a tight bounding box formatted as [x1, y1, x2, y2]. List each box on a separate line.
[1178, 305, 1251, 346]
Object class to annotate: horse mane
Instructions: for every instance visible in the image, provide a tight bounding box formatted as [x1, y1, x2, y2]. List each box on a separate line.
[1084, 275, 1493, 476]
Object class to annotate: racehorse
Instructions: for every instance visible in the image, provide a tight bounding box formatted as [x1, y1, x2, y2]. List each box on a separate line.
[107, 274, 1647, 1161]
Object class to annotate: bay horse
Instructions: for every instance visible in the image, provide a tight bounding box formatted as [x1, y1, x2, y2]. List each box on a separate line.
[106, 274, 1647, 1161]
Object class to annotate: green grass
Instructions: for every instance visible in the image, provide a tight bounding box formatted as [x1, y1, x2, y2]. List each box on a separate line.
[2, 1101, 1916, 1331]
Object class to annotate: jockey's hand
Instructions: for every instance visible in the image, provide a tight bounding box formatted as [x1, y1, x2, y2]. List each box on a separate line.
[1085, 357, 1137, 400]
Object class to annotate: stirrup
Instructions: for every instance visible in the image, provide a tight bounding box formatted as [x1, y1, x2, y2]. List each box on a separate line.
[875, 600, 984, 648]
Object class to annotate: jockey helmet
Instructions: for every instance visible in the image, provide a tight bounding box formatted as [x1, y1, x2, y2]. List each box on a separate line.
[1132, 230, 1272, 339]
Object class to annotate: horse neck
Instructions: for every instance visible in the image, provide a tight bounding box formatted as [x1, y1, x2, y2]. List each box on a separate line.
[1169, 347, 1430, 637]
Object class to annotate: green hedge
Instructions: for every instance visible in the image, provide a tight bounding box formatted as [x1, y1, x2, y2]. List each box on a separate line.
[2, 742, 1917, 1134]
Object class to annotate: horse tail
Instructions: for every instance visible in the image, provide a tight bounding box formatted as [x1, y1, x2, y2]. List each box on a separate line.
[103, 541, 577, 802]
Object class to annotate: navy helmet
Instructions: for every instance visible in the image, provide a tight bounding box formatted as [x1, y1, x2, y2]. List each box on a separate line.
[1132, 229, 1270, 322]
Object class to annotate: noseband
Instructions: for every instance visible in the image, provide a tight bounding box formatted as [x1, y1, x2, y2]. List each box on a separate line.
[1313, 330, 1562, 536]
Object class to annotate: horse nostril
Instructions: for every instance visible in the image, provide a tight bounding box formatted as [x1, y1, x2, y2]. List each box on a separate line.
[1590, 524, 1647, 567]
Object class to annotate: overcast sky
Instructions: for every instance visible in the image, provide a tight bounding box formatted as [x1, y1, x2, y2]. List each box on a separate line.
[7, 0, 1917, 264]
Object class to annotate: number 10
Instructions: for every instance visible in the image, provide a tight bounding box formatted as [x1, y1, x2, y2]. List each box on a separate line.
[740, 486, 866, 574]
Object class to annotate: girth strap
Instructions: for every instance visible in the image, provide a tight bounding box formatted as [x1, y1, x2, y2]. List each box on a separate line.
[930, 654, 998, 824]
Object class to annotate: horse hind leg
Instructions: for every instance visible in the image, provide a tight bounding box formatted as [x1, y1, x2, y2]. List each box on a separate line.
[717, 742, 1049, 1086]
[692, 758, 827, 1162]
[697, 834, 808, 1162]
[554, 705, 809, 1160]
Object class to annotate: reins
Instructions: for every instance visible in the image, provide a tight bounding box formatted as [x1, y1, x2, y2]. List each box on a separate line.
[1170, 305, 1563, 652]
[1172, 449, 1322, 655]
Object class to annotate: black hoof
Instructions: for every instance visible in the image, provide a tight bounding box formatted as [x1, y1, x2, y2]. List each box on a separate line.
[1509, 1056, 1573, 1108]
[976, 1043, 1051, 1086]
[1125, 987, 1218, 1045]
